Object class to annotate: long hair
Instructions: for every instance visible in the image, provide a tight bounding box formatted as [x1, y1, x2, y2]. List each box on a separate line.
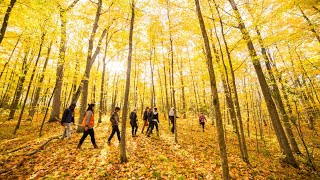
[87, 103, 95, 113]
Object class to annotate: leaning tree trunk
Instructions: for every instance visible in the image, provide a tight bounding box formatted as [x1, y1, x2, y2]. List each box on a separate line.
[120, 0, 135, 163]
[298, 5, 320, 43]
[195, 0, 230, 179]
[8, 48, 31, 120]
[14, 33, 45, 134]
[0, 0, 16, 44]
[28, 41, 53, 120]
[75, 0, 105, 132]
[211, 0, 249, 162]
[0, 35, 20, 80]
[228, 0, 298, 167]
[255, 27, 301, 154]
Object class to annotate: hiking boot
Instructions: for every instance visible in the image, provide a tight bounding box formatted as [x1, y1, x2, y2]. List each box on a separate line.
[156, 131, 159, 136]
[107, 141, 110, 145]
[93, 144, 99, 149]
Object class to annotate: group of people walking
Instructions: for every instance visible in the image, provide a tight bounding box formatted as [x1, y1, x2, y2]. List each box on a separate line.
[60, 103, 208, 149]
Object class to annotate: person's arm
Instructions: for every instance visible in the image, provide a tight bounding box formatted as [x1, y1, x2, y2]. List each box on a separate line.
[84, 111, 92, 130]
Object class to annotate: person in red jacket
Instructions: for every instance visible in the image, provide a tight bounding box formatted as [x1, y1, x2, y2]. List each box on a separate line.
[199, 112, 207, 132]
[77, 104, 98, 149]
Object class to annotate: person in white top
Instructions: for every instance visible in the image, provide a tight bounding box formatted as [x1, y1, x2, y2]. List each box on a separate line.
[169, 107, 178, 133]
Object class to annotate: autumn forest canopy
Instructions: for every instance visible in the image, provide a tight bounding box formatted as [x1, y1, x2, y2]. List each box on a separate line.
[0, 0, 319, 179]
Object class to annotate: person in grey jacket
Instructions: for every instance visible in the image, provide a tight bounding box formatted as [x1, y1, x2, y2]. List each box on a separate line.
[108, 107, 121, 144]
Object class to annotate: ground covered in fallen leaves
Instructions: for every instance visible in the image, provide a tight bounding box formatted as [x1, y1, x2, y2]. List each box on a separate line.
[0, 113, 319, 179]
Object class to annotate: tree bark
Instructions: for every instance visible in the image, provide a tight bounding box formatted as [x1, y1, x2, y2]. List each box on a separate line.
[49, 0, 79, 122]
[77, 0, 105, 132]
[195, 0, 230, 179]
[255, 27, 301, 154]
[228, 0, 298, 167]
[0, 35, 20, 80]
[120, 0, 135, 163]
[8, 48, 31, 120]
[211, 0, 249, 162]
[14, 33, 45, 134]
[28, 41, 53, 120]
[298, 5, 320, 43]
[0, 0, 16, 44]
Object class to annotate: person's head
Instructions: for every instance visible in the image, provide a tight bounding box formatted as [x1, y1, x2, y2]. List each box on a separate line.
[170, 107, 174, 111]
[149, 108, 153, 112]
[87, 103, 95, 112]
[133, 108, 137, 112]
[70, 103, 76, 110]
[115, 107, 120, 112]
[154, 107, 157, 111]
[200, 112, 203, 115]
[145, 107, 149, 111]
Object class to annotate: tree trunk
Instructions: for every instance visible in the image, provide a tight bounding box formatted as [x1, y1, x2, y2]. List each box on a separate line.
[178, 57, 186, 118]
[187, 49, 199, 113]
[298, 5, 320, 43]
[77, 2, 106, 132]
[120, 0, 135, 163]
[99, 32, 110, 123]
[255, 27, 301, 154]
[228, 0, 298, 167]
[195, 0, 230, 179]
[8, 48, 31, 120]
[49, 0, 79, 122]
[28, 41, 53, 120]
[0, 35, 20, 80]
[211, 0, 249, 162]
[0, 0, 16, 44]
[14, 33, 45, 134]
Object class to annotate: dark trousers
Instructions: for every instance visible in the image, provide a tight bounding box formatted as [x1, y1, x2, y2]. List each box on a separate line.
[169, 116, 175, 133]
[79, 128, 96, 145]
[200, 122, 205, 131]
[146, 120, 152, 134]
[150, 121, 159, 132]
[131, 121, 138, 136]
[108, 125, 121, 142]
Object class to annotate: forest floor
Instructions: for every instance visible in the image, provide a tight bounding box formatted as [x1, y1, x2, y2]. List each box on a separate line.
[0, 112, 319, 179]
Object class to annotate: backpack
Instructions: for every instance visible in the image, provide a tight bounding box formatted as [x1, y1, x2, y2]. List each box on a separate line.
[60, 108, 69, 126]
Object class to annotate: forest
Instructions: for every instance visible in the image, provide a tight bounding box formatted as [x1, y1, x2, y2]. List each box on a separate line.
[0, 0, 319, 179]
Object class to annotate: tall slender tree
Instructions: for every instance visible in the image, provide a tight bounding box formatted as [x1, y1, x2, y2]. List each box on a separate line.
[195, 0, 230, 179]
[120, 0, 135, 163]
[228, 0, 298, 167]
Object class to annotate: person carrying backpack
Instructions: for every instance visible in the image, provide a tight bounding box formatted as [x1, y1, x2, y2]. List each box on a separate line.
[130, 108, 138, 137]
[77, 104, 98, 149]
[147, 107, 159, 137]
[61, 103, 76, 139]
[199, 112, 207, 132]
[108, 107, 121, 144]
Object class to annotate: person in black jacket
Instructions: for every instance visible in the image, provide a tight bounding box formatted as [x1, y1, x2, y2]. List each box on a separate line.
[61, 103, 76, 139]
[141, 107, 149, 133]
[146, 108, 153, 135]
[147, 107, 159, 137]
[130, 108, 138, 137]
